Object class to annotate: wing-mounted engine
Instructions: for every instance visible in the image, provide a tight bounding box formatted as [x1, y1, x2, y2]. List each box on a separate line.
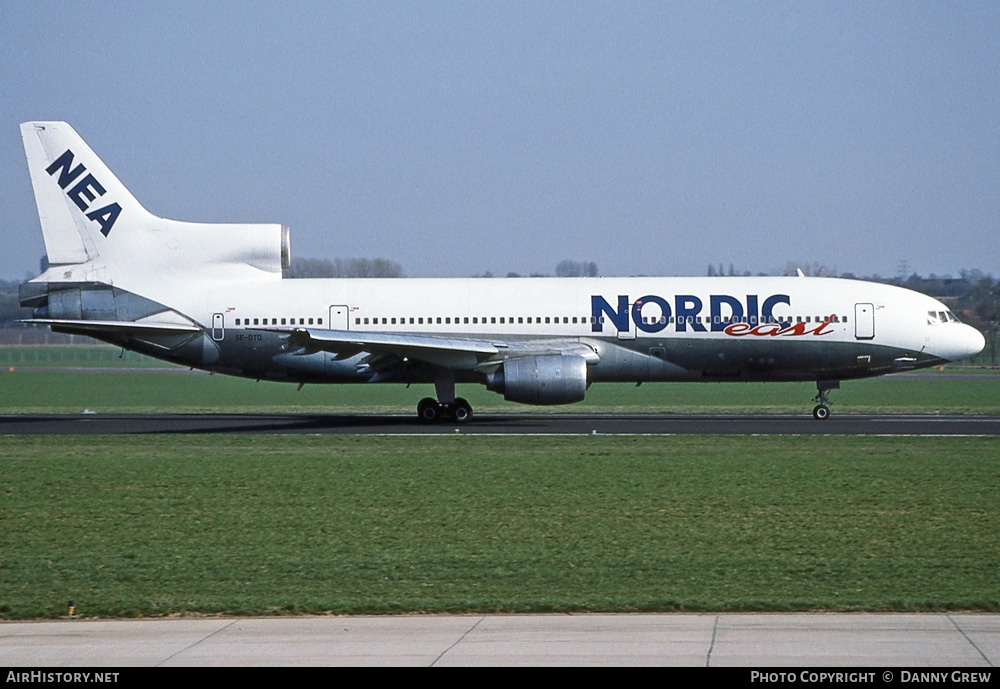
[486, 353, 590, 405]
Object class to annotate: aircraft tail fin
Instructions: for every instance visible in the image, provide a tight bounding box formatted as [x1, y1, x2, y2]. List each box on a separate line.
[20, 121, 290, 285]
[21, 121, 150, 267]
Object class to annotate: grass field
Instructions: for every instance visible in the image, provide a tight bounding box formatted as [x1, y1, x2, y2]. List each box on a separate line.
[0, 344, 169, 368]
[1, 435, 998, 619]
[2, 343, 998, 415]
[2, 345, 998, 619]
[1, 370, 999, 415]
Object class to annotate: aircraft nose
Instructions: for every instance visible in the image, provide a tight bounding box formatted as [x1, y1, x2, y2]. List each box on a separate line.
[928, 323, 986, 362]
[947, 324, 986, 361]
[967, 325, 987, 358]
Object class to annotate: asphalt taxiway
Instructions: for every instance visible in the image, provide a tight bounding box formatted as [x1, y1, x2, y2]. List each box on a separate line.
[2, 614, 998, 666]
[2, 412, 999, 435]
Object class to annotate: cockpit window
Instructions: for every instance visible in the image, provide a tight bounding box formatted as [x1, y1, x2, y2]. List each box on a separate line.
[928, 310, 962, 325]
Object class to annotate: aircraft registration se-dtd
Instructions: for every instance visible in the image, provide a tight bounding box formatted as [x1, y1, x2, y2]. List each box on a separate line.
[18, 122, 986, 422]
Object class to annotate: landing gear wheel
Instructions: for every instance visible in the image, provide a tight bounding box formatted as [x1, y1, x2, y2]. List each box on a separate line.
[453, 398, 473, 424]
[812, 380, 838, 421]
[417, 397, 439, 424]
[417, 396, 474, 423]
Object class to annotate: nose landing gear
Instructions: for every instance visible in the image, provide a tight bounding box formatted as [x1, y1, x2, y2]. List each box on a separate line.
[812, 380, 839, 420]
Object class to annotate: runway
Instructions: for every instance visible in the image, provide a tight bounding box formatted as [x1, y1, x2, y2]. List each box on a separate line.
[2, 614, 998, 666]
[2, 412, 999, 435]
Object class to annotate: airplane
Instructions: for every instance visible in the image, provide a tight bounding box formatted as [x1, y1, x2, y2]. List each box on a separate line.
[17, 121, 987, 422]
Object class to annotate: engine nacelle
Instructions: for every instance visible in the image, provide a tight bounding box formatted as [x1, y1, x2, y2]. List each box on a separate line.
[190, 223, 291, 274]
[487, 354, 589, 405]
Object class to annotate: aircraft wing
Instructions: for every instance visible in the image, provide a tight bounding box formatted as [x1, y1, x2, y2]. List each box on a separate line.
[261, 327, 599, 371]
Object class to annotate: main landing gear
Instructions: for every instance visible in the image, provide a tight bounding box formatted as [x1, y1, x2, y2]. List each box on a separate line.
[417, 397, 473, 424]
[417, 373, 473, 424]
[812, 380, 839, 420]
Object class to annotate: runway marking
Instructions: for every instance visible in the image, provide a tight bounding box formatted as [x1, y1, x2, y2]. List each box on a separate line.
[360, 433, 1000, 438]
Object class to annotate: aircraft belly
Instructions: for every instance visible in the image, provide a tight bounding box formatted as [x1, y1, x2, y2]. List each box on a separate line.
[589, 337, 911, 383]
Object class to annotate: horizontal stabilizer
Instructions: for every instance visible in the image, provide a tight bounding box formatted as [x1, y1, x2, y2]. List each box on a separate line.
[22, 318, 202, 336]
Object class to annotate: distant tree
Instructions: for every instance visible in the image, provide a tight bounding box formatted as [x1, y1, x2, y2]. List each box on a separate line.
[0, 280, 32, 325]
[284, 257, 404, 278]
[958, 276, 1000, 365]
[284, 258, 337, 278]
[555, 260, 598, 277]
[363, 258, 405, 278]
[781, 262, 839, 277]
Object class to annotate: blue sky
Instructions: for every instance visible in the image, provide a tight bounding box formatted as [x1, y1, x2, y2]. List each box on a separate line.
[2, 1, 998, 279]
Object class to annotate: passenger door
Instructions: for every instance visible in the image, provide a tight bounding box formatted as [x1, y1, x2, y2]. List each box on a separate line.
[855, 303, 874, 340]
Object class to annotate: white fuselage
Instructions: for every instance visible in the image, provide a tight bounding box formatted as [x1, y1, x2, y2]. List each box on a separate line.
[138, 273, 981, 385]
